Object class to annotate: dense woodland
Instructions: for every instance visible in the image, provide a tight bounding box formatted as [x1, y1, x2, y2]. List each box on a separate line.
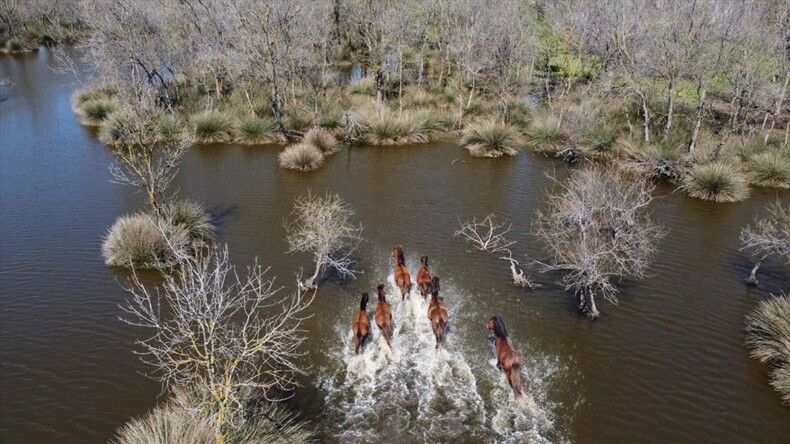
[2, 1, 789, 442]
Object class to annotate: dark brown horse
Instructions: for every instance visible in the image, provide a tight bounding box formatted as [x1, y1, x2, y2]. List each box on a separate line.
[427, 277, 448, 349]
[416, 256, 432, 299]
[391, 246, 412, 300]
[352, 293, 370, 355]
[374, 284, 393, 349]
[486, 315, 523, 398]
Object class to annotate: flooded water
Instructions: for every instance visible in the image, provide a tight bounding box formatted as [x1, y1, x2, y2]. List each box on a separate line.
[1, 48, 789, 443]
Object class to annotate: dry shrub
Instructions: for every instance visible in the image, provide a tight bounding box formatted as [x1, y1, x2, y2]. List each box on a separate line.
[745, 294, 790, 405]
[278, 142, 325, 171]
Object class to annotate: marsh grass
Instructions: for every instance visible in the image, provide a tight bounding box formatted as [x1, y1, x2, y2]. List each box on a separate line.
[303, 127, 340, 155]
[191, 111, 234, 144]
[77, 99, 118, 126]
[156, 115, 183, 141]
[461, 120, 522, 158]
[278, 142, 325, 171]
[234, 115, 278, 144]
[161, 200, 215, 245]
[682, 161, 749, 202]
[101, 213, 187, 269]
[112, 400, 215, 444]
[748, 151, 790, 188]
[745, 294, 790, 405]
[525, 115, 569, 154]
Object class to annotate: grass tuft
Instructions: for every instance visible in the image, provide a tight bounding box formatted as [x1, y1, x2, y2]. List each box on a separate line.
[682, 161, 749, 202]
[77, 99, 117, 126]
[278, 142, 325, 171]
[112, 400, 215, 444]
[160, 200, 215, 245]
[461, 120, 522, 158]
[525, 115, 569, 154]
[191, 111, 233, 144]
[101, 213, 187, 269]
[304, 127, 340, 155]
[745, 294, 790, 405]
[748, 151, 790, 189]
[234, 115, 277, 144]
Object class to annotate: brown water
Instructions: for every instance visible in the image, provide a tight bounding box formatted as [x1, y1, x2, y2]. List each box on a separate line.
[1, 48, 788, 443]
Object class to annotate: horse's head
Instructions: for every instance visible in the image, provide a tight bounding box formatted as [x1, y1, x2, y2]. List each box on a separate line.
[487, 315, 508, 338]
[360, 292, 369, 311]
[392, 246, 405, 266]
[421, 256, 428, 267]
[376, 284, 385, 301]
[430, 276, 440, 296]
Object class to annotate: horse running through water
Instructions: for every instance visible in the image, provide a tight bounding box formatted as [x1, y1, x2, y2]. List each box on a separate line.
[487, 315, 523, 398]
[391, 246, 412, 301]
[416, 256, 432, 299]
[374, 284, 393, 349]
[427, 277, 448, 349]
[352, 293, 370, 355]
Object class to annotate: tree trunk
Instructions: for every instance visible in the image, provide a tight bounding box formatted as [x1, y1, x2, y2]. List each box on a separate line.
[641, 95, 651, 143]
[375, 68, 385, 103]
[689, 87, 707, 153]
[764, 71, 789, 144]
[745, 255, 768, 286]
[587, 292, 600, 319]
[664, 79, 675, 136]
[398, 48, 404, 114]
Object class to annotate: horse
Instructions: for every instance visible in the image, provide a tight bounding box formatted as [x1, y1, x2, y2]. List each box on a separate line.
[352, 292, 370, 355]
[391, 246, 412, 300]
[486, 315, 523, 398]
[427, 277, 448, 349]
[416, 256, 432, 299]
[374, 284, 393, 349]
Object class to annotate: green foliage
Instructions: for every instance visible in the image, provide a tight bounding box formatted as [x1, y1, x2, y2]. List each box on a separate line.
[682, 161, 749, 202]
[461, 120, 522, 158]
[77, 99, 117, 126]
[525, 115, 568, 154]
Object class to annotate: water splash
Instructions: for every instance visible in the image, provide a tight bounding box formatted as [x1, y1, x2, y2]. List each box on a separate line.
[318, 264, 566, 443]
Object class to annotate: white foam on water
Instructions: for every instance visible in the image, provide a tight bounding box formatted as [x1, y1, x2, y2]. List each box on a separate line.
[317, 259, 567, 443]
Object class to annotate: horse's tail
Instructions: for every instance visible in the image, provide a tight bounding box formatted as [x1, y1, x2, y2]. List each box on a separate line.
[382, 323, 392, 349]
[510, 361, 523, 398]
[435, 318, 446, 348]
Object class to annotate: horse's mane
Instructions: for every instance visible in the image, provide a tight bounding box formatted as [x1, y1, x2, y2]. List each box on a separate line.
[376, 284, 385, 300]
[430, 276, 440, 296]
[395, 246, 405, 266]
[491, 315, 508, 338]
[360, 292, 369, 310]
[421, 256, 428, 267]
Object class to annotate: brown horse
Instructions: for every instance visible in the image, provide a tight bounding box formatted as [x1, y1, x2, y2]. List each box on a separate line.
[391, 246, 412, 300]
[416, 256, 432, 299]
[486, 315, 523, 398]
[374, 284, 393, 349]
[427, 277, 448, 349]
[352, 293, 370, 355]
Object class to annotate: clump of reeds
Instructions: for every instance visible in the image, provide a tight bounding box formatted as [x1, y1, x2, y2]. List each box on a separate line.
[278, 142, 325, 171]
[681, 161, 749, 202]
[234, 115, 278, 144]
[461, 120, 522, 158]
[303, 127, 340, 155]
[525, 115, 569, 154]
[748, 151, 790, 189]
[101, 213, 186, 268]
[191, 111, 234, 144]
[76, 99, 118, 126]
[160, 200, 215, 245]
[745, 293, 790, 405]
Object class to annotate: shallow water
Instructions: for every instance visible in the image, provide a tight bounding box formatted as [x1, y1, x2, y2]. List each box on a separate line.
[1, 48, 789, 443]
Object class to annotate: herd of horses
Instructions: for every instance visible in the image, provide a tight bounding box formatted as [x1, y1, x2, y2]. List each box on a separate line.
[351, 246, 524, 398]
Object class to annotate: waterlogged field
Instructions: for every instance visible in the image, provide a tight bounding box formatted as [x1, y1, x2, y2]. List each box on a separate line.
[1, 49, 789, 443]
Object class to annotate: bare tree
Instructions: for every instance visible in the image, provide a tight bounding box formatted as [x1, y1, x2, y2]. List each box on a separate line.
[285, 192, 364, 290]
[120, 243, 314, 442]
[455, 213, 533, 288]
[108, 93, 192, 219]
[740, 200, 790, 286]
[533, 166, 665, 318]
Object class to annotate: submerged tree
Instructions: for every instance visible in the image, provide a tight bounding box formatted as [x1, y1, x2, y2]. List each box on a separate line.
[455, 213, 533, 288]
[120, 244, 313, 442]
[533, 166, 665, 318]
[285, 192, 364, 290]
[740, 200, 790, 286]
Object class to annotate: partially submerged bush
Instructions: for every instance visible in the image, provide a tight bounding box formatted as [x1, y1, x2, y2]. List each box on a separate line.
[160, 200, 215, 245]
[77, 99, 117, 126]
[112, 399, 215, 444]
[235, 115, 277, 144]
[461, 120, 522, 158]
[191, 111, 233, 144]
[682, 161, 749, 202]
[525, 115, 569, 154]
[101, 213, 186, 269]
[304, 127, 340, 155]
[745, 294, 790, 405]
[748, 151, 790, 189]
[278, 142, 325, 171]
